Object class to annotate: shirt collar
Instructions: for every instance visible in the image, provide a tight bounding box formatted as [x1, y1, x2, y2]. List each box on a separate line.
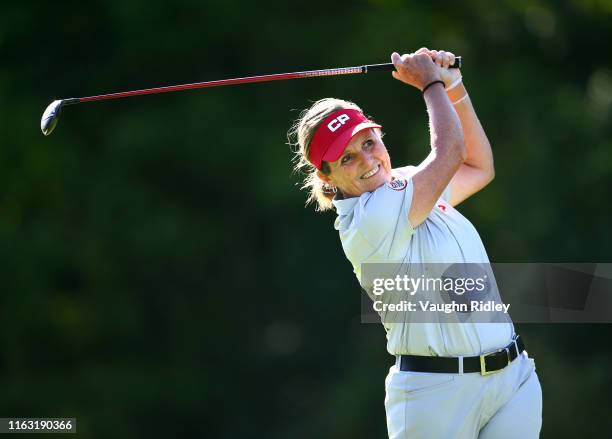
[332, 196, 359, 216]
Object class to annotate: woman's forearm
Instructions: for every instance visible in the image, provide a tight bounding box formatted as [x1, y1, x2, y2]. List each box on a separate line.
[425, 84, 466, 162]
[448, 83, 494, 177]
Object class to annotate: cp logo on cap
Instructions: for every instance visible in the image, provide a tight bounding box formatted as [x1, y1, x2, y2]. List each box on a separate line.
[327, 114, 350, 132]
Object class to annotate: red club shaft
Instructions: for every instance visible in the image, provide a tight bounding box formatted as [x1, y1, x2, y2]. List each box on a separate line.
[78, 66, 365, 103]
[41, 58, 461, 135]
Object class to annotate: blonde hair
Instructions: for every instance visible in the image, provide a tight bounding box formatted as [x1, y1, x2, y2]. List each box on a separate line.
[287, 98, 366, 212]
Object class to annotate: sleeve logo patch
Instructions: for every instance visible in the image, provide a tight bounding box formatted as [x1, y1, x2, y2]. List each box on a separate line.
[387, 178, 408, 191]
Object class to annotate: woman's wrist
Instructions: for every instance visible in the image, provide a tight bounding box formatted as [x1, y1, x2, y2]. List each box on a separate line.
[422, 80, 445, 95]
[452, 94, 469, 105]
[447, 81, 467, 103]
[445, 76, 463, 91]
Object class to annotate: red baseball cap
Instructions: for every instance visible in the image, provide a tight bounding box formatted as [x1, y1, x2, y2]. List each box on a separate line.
[308, 109, 382, 170]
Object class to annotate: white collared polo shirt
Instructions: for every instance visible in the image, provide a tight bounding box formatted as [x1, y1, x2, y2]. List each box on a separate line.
[332, 166, 514, 357]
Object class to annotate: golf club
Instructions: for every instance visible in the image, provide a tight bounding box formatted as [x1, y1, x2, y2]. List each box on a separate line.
[41, 57, 462, 136]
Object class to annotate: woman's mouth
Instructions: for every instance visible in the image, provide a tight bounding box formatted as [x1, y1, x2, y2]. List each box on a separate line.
[361, 164, 381, 179]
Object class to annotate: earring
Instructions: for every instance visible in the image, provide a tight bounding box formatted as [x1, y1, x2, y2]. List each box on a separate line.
[324, 184, 337, 193]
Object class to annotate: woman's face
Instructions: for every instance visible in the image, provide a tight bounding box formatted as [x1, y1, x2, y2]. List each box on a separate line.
[323, 128, 393, 198]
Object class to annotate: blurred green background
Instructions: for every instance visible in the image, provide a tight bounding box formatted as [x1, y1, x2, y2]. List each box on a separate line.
[1, 0, 612, 437]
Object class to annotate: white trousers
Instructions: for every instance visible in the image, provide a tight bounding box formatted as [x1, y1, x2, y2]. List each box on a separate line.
[384, 352, 542, 438]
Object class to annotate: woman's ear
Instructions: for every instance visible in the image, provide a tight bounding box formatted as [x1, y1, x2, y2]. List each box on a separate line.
[317, 169, 332, 184]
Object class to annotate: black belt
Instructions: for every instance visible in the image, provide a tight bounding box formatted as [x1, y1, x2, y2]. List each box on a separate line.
[399, 335, 526, 376]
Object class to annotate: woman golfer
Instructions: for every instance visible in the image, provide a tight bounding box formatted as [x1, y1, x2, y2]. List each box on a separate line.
[289, 48, 542, 438]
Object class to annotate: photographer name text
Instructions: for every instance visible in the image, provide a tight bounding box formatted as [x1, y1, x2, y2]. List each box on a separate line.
[373, 300, 510, 314]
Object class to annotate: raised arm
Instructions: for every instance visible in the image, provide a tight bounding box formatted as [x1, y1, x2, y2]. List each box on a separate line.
[429, 50, 495, 206]
[391, 50, 466, 227]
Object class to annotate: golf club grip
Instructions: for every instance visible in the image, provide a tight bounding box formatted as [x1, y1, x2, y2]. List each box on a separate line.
[366, 56, 462, 72]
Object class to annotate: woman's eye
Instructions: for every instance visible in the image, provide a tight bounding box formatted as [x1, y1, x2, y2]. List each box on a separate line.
[341, 155, 351, 164]
[364, 140, 373, 148]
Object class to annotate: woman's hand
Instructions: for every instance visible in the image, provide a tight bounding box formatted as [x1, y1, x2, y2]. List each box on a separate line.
[391, 48, 462, 90]
[429, 49, 462, 88]
[391, 48, 441, 91]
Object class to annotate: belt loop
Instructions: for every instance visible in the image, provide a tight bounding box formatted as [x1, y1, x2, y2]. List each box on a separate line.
[396, 355, 401, 369]
[458, 356, 464, 375]
[513, 340, 519, 357]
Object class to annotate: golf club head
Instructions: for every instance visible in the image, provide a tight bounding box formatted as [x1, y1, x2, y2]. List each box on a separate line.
[41, 100, 64, 136]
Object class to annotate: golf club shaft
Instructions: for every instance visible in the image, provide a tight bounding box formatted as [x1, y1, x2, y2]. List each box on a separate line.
[41, 57, 463, 135]
[64, 58, 462, 105]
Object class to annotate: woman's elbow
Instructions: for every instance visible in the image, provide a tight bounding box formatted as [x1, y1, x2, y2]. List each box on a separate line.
[483, 164, 495, 187]
[487, 162, 495, 182]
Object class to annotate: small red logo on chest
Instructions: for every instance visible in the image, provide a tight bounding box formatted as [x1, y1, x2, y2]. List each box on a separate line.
[437, 204, 447, 212]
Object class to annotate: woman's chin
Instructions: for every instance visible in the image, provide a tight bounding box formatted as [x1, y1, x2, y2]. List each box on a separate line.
[362, 174, 388, 192]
